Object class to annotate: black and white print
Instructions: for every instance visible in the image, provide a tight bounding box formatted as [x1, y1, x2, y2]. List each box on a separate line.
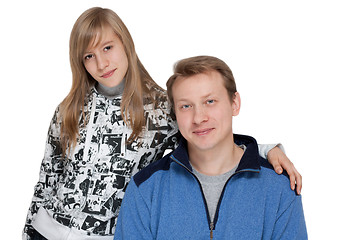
[23, 87, 179, 239]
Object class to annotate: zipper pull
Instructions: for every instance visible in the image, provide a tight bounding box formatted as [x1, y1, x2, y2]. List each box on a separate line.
[210, 222, 214, 240]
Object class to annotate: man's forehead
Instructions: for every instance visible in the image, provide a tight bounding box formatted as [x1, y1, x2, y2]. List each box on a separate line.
[173, 73, 225, 100]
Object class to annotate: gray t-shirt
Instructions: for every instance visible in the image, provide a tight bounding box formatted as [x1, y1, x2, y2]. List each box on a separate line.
[192, 145, 245, 221]
[193, 165, 237, 221]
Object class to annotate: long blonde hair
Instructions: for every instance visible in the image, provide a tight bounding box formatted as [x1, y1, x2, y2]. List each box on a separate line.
[59, 7, 161, 155]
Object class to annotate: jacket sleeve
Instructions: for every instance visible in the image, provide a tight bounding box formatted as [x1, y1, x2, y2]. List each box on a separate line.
[22, 107, 65, 240]
[272, 194, 307, 239]
[114, 179, 153, 240]
[161, 113, 180, 152]
[153, 104, 180, 162]
[257, 143, 285, 159]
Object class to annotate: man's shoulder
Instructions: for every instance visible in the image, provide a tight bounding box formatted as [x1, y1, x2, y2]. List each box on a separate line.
[133, 153, 173, 187]
[258, 157, 298, 196]
[259, 156, 289, 177]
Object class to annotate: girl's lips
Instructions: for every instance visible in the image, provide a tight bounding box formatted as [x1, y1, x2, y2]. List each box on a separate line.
[101, 69, 116, 78]
[193, 128, 214, 136]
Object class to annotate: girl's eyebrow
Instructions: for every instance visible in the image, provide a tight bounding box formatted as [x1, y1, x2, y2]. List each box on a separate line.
[83, 40, 115, 56]
[100, 40, 114, 47]
[93, 40, 114, 50]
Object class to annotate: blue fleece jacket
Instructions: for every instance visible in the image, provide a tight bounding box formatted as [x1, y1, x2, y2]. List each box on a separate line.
[115, 134, 307, 239]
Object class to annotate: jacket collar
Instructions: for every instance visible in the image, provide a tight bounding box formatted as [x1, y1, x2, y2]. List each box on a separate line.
[170, 134, 261, 173]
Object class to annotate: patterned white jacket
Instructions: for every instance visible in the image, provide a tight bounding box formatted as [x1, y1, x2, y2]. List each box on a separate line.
[23, 86, 179, 239]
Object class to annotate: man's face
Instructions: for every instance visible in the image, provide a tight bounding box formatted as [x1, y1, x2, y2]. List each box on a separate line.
[172, 71, 240, 155]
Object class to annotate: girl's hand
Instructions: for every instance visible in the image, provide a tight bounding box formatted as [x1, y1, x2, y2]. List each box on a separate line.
[267, 147, 302, 195]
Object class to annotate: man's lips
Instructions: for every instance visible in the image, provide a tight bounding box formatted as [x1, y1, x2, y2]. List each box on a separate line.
[101, 69, 116, 78]
[193, 128, 214, 136]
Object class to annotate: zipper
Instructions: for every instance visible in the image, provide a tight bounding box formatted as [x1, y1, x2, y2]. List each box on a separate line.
[210, 221, 214, 240]
[80, 94, 100, 207]
[171, 155, 260, 238]
[170, 156, 214, 238]
[211, 169, 260, 234]
[82, 94, 97, 162]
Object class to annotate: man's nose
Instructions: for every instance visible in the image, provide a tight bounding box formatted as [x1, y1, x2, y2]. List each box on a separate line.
[193, 106, 208, 124]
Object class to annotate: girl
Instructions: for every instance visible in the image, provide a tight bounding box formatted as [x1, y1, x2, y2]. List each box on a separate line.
[23, 7, 301, 240]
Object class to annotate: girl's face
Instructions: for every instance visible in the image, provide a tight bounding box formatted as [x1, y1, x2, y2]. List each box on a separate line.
[83, 30, 128, 88]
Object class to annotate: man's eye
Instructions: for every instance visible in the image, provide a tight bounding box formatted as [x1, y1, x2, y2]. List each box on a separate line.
[206, 99, 215, 104]
[182, 105, 190, 109]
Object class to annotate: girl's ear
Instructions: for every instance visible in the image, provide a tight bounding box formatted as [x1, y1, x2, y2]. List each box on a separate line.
[232, 92, 241, 116]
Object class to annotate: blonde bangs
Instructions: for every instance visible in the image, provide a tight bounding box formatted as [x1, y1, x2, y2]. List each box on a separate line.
[76, 22, 112, 61]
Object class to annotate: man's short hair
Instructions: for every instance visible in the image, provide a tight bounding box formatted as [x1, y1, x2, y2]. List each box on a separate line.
[166, 55, 237, 114]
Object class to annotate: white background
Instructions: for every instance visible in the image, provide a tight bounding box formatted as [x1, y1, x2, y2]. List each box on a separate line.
[0, 0, 337, 239]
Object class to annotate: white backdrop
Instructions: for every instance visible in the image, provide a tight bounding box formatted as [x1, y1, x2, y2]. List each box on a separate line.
[1, 0, 337, 239]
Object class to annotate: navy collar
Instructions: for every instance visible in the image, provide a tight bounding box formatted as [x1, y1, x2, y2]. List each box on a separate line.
[170, 134, 261, 173]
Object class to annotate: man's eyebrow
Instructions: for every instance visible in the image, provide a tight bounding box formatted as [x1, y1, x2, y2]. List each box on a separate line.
[175, 93, 213, 102]
[175, 97, 189, 102]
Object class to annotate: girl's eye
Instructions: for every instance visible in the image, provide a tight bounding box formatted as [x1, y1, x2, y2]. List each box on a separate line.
[84, 54, 93, 61]
[104, 46, 112, 52]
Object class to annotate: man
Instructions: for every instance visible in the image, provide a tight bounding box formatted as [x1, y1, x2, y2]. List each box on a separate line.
[115, 56, 307, 239]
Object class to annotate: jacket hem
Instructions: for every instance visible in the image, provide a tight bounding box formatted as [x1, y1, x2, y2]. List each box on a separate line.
[32, 208, 113, 240]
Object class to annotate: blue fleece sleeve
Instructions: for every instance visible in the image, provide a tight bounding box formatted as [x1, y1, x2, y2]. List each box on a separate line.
[115, 178, 153, 240]
[272, 195, 307, 239]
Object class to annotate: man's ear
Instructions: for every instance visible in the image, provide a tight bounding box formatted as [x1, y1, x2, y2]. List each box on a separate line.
[232, 92, 241, 116]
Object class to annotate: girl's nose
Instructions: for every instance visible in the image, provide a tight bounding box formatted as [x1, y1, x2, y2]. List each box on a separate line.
[97, 55, 108, 70]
